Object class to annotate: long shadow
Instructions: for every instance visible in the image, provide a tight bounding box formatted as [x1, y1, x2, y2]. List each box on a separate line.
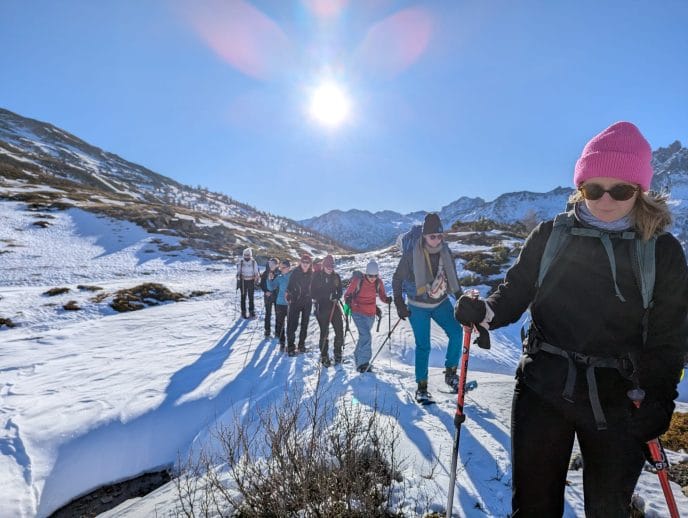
[37, 319, 287, 516]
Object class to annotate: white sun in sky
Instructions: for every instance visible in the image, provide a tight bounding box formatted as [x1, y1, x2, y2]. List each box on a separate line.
[308, 81, 351, 128]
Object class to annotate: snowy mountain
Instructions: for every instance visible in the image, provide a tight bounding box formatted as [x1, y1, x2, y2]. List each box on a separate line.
[302, 143, 688, 252]
[2, 199, 687, 518]
[0, 108, 351, 261]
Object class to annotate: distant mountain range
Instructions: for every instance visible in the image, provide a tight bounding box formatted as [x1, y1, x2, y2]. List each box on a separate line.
[301, 143, 688, 251]
[0, 108, 351, 262]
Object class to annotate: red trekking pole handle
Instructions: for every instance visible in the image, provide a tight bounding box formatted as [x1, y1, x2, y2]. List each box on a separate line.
[629, 391, 680, 518]
[646, 438, 680, 518]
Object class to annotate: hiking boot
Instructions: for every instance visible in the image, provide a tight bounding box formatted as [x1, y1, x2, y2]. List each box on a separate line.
[357, 363, 371, 373]
[279, 343, 285, 352]
[264, 331, 271, 339]
[298, 344, 308, 353]
[415, 380, 434, 404]
[321, 356, 332, 368]
[250, 312, 256, 318]
[334, 355, 343, 365]
[444, 367, 459, 393]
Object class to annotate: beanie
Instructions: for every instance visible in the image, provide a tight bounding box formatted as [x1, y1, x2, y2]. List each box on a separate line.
[366, 260, 379, 276]
[422, 213, 443, 235]
[573, 121, 653, 191]
[243, 248, 252, 258]
[301, 252, 312, 262]
[323, 255, 335, 269]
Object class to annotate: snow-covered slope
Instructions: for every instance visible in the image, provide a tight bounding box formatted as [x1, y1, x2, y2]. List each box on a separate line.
[2, 200, 687, 518]
[0, 107, 350, 261]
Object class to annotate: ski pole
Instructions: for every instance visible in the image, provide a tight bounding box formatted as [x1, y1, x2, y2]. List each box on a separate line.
[628, 388, 680, 518]
[447, 289, 480, 518]
[376, 308, 382, 332]
[366, 317, 402, 371]
[338, 299, 357, 344]
[646, 438, 680, 518]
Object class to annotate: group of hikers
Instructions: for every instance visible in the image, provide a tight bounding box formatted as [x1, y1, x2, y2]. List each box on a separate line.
[237, 121, 688, 517]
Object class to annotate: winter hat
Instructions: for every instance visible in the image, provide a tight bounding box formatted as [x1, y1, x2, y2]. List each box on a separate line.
[323, 255, 335, 269]
[280, 259, 291, 268]
[366, 260, 379, 276]
[422, 213, 443, 235]
[574, 121, 653, 191]
[243, 247, 252, 258]
[301, 252, 312, 263]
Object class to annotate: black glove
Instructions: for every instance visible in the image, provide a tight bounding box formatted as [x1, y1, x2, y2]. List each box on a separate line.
[473, 325, 491, 350]
[455, 295, 487, 326]
[629, 397, 675, 443]
[384, 296, 392, 304]
[344, 295, 352, 306]
[395, 297, 410, 320]
[329, 292, 340, 301]
[375, 305, 382, 318]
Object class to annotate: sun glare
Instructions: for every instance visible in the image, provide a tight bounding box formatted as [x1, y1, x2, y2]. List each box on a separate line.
[309, 82, 351, 128]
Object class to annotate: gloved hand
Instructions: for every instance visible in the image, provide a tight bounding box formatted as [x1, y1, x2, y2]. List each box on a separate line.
[395, 297, 410, 320]
[285, 292, 292, 304]
[329, 292, 340, 301]
[384, 296, 392, 304]
[473, 326, 491, 350]
[375, 305, 382, 318]
[454, 295, 487, 326]
[628, 397, 675, 443]
[344, 295, 352, 306]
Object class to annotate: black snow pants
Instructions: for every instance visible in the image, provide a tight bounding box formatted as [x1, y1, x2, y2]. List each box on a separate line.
[287, 299, 312, 352]
[511, 381, 645, 518]
[275, 304, 288, 346]
[263, 293, 276, 335]
[316, 302, 344, 361]
[239, 279, 255, 317]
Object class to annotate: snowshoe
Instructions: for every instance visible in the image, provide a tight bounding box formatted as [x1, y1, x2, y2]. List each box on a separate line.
[287, 348, 297, 357]
[297, 346, 308, 354]
[444, 367, 459, 393]
[415, 389, 435, 405]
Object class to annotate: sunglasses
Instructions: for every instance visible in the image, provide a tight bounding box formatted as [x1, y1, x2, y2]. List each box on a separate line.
[301, 260, 311, 264]
[579, 183, 638, 201]
[366, 274, 378, 278]
[426, 233, 443, 241]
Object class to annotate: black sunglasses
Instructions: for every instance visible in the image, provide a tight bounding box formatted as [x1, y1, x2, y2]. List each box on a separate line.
[579, 183, 638, 201]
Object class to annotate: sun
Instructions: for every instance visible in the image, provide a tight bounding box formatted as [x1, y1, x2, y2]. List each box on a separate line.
[308, 82, 351, 128]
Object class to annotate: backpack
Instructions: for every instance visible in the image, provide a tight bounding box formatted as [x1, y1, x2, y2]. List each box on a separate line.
[349, 270, 380, 300]
[537, 210, 657, 337]
[397, 224, 423, 255]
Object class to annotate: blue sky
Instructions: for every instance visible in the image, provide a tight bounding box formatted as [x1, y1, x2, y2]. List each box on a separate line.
[1, 0, 687, 220]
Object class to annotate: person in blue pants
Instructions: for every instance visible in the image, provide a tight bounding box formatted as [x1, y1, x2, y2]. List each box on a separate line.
[392, 213, 463, 402]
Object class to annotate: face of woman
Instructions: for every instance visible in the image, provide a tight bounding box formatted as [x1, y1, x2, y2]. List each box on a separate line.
[580, 176, 638, 222]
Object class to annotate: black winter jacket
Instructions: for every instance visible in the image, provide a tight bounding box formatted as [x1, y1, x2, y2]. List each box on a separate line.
[260, 267, 278, 299]
[286, 267, 313, 304]
[488, 219, 688, 407]
[311, 271, 342, 303]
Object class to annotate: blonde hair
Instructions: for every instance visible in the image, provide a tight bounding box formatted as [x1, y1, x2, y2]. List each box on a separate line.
[568, 189, 672, 240]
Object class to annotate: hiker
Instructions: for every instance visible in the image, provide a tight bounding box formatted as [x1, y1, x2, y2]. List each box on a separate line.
[236, 247, 260, 319]
[266, 259, 292, 350]
[285, 253, 314, 356]
[344, 260, 391, 373]
[455, 121, 688, 517]
[259, 257, 280, 338]
[392, 213, 463, 403]
[310, 254, 344, 366]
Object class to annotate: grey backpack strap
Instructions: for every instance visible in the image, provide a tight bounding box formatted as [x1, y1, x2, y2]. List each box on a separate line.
[537, 212, 575, 288]
[632, 237, 657, 311]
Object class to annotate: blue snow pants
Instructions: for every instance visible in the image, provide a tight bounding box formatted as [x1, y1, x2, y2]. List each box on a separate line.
[352, 312, 374, 369]
[408, 298, 462, 383]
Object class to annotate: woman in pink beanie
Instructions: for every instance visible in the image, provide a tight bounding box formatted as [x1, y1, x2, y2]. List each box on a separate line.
[456, 121, 688, 516]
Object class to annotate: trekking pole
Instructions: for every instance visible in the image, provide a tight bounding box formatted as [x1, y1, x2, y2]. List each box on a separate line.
[446, 289, 479, 518]
[646, 438, 680, 518]
[338, 299, 357, 344]
[628, 389, 680, 518]
[366, 317, 402, 371]
[376, 309, 382, 332]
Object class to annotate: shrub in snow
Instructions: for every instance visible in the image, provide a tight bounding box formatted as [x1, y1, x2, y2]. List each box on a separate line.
[110, 283, 184, 312]
[0, 317, 16, 328]
[62, 300, 81, 311]
[174, 380, 406, 517]
[43, 287, 70, 296]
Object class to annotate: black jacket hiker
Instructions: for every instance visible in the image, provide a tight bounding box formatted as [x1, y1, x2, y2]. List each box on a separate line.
[286, 266, 313, 352]
[311, 270, 344, 362]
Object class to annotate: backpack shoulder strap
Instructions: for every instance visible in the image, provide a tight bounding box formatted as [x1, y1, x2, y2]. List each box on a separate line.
[631, 236, 658, 310]
[537, 211, 575, 288]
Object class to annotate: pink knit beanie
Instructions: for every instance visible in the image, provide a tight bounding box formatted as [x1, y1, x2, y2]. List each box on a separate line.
[573, 121, 653, 191]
